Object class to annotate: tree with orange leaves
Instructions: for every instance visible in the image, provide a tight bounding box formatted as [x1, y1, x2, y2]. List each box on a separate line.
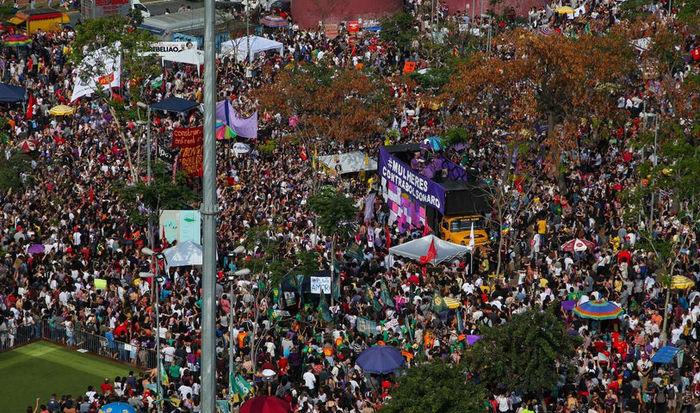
[443, 29, 636, 178]
[254, 64, 392, 143]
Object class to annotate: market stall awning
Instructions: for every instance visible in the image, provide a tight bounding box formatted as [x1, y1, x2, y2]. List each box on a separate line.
[651, 345, 679, 364]
[163, 240, 203, 267]
[0, 83, 26, 103]
[149, 97, 198, 113]
[389, 234, 470, 265]
[8, 16, 26, 25]
[318, 151, 377, 175]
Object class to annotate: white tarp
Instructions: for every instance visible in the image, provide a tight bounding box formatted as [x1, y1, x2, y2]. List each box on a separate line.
[71, 42, 122, 102]
[389, 234, 470, 265]
[220, 35, 283, 62]
[163, 240, 203, 267]
[318, 151, 377, 175]
[161, 48, 204, 75]
[632, 37, 652, 52]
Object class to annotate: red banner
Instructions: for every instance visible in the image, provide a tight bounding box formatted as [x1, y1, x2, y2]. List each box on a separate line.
[172, 127, 203, 177]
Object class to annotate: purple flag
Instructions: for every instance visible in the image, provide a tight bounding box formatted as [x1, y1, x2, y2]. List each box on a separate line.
[215, 100, 258, 139]
[364, 193, 376, 223]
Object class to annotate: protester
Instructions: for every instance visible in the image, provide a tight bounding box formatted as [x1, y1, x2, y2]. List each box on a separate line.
[2, 0, 700, 413]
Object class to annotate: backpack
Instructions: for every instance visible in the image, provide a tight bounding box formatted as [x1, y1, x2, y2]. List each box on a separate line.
[656, 388, 666, 403]
[666, 386, 676, 400]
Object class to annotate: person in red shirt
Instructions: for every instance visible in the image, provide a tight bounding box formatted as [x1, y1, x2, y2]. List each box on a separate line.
[100, 378, 113, 395]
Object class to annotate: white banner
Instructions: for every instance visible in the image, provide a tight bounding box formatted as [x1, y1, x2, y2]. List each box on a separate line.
[71, 41, 122, 102]
[310, 276, 331, 294]
[149, 41, 195, 55]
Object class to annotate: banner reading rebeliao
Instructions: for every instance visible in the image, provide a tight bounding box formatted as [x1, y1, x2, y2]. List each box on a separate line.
[378, 147, 445, 213]
[172, 127, 203, 177]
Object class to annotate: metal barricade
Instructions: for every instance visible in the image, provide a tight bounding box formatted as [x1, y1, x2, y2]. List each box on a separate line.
[2, 320, 159, 370]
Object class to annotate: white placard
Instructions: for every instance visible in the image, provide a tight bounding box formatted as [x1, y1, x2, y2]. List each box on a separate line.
[310, 277, 331, 294]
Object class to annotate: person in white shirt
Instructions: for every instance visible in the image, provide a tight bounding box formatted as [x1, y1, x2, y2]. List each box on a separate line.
[302, 367, 316, 391]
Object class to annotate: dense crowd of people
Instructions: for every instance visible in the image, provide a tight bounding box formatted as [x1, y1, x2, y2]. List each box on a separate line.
[1, 0, 700, 412]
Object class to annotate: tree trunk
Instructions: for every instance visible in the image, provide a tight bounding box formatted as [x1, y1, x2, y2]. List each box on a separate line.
[660, 285, 671, 345]
[108, 105, 138, 182]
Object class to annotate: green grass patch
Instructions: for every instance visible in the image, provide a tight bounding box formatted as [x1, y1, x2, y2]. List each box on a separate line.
[0, 341, 135, 412]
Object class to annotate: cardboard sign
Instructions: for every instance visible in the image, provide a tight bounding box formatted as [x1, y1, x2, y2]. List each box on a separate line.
[324, 23, 339, 39]
[172, 127, 203, 177]
[348, 21, 360, 33]
[403, 61, 416, 74]
[356, 317, 378, 336]
[310, 276, 331, 294]
[94, 278, 107, 290]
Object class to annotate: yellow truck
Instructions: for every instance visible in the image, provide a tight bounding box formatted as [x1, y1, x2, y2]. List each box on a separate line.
[439, 214, 490, 248]
[379, 144, 491, 249]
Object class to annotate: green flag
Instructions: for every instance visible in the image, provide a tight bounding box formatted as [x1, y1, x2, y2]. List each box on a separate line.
[432, 293, 447, 313]
[318, 292, 332, 322]
[379, 280, 394, 307]
[366, 287, 382, 313]
[456, 309, 464, 333]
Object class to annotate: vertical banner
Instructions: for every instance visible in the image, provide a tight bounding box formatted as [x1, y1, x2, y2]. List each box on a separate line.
[172, 127, 204, 177]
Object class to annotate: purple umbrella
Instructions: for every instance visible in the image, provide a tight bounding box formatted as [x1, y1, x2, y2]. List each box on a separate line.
[466, 335, 481, 345]
[561, 300, 576, 312]
[27, 244, 45, 255]
[356, 345, 404, 374]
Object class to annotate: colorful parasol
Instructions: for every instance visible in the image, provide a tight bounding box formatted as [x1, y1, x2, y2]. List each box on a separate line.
[670, 275, 695, 290]
[573, 299, 623, 320]
[443, 296, 460, 309]
[18, 139, 37, 153]
[561, 238, 596, 253]
[260, 15, 289, 28]
[215, 120, 236, 140]
[49, 104, 76, 116]
[3, 34, 32, 47]
[555, 6, 575, 14]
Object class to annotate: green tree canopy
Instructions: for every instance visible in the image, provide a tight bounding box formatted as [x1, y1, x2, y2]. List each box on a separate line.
[308, 186, 356, 236]
[465, 306, 579, 396]
[380, 12, 419, 52]
[383, 361, 487, 413]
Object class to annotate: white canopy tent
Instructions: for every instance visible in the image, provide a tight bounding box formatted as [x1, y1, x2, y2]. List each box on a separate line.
[161, 49, 204, 75]
[220, 35, 284, 62]
[389, 234, 470, 265]
[318, 151, 377, 175]
[163, 240, 203, 268]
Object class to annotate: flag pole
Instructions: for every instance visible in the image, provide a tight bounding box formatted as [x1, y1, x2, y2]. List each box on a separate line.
[201, 0, 218, 406]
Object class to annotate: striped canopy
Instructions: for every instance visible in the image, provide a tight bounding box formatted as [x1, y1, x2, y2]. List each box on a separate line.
[573, 299, 623, 320]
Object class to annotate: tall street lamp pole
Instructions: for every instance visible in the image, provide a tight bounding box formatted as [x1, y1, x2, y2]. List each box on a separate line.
[228, 267, 250, 412]
[202, 0, 218, 404]
[140, 247, 163, 413]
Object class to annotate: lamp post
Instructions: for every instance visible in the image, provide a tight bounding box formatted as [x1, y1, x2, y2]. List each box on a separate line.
[136, 101, 152, 184]
[227, 267, 250, 411]
[140, 247, 164, 413]
[202, 0, 218, 402]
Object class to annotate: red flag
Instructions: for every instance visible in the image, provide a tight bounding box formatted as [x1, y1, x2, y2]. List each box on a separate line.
[384, 226, 391, 249]
[299, 146, 308, 161]
[88, 187, 95, 203]
[25, 94, 35, 120]
[422, 223, 432, 236]
[161, 226, 169, 249]
[161, 68, 168, 93]
[419, 239, 437, 265]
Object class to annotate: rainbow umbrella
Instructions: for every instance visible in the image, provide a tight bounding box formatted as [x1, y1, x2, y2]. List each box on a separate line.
[573, 299, 623, 320]
[216, 120, 236, 140]
[260, 15, 288, 28]
[3, 34, 32, 47]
